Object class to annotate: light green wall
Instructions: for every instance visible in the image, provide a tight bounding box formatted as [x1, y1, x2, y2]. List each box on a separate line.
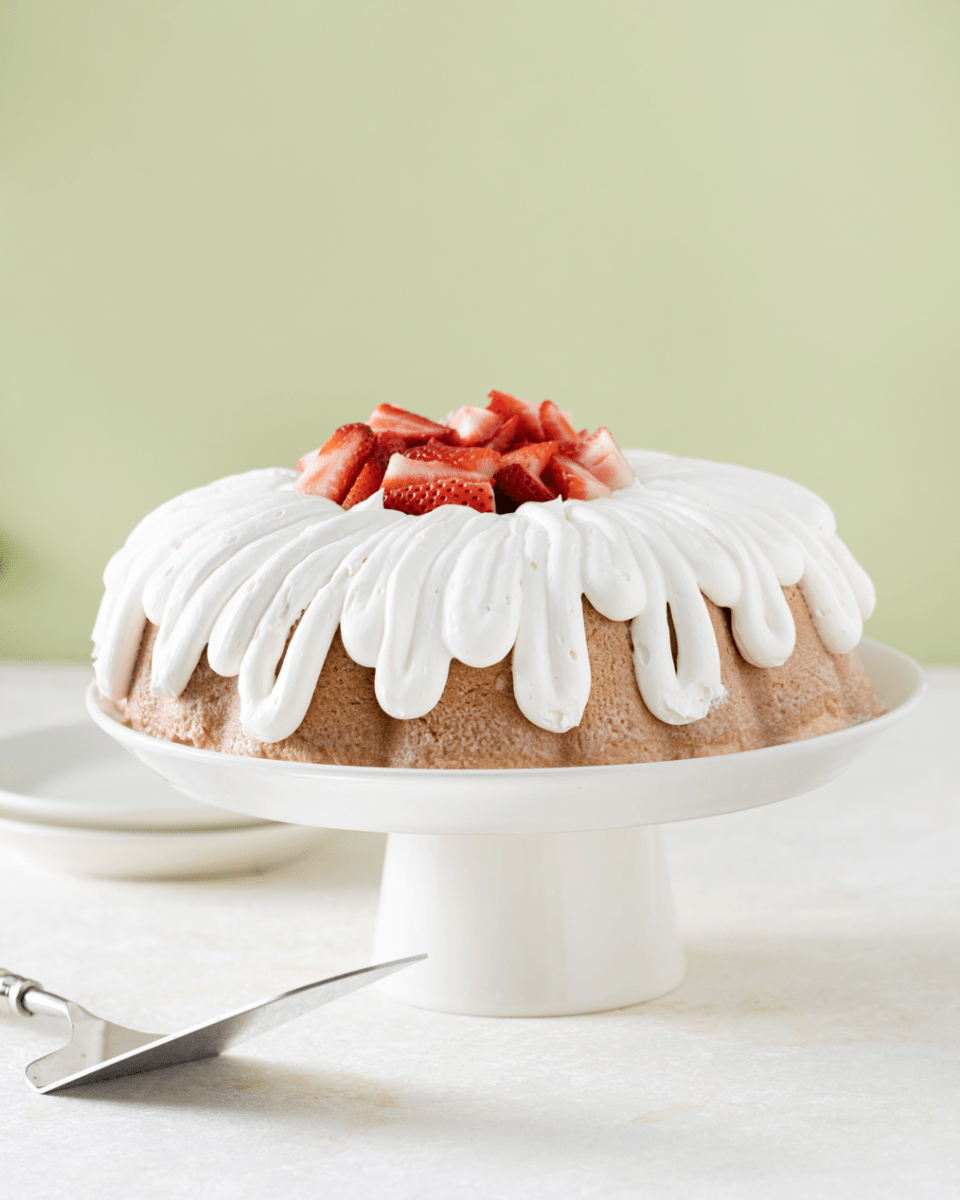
[1, 1, 958, 662]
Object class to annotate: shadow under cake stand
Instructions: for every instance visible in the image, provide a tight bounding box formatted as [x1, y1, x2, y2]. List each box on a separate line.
[86, 639, 924, 1018]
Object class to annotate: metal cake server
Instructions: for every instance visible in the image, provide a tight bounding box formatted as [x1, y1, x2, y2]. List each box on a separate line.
[1, 955, 425, 1094]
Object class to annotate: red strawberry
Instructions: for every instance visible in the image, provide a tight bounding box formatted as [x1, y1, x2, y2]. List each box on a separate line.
[406, 438, 501, 477]
[294, 423, 375, 503]
[383, 478, 495, 516]
[487, 390, 544, 441]
[342, 432, 405, 509]
[295, 446, 321, 472]
[539, 401, 578, 449]
[483, 414, 523, 453]
[446, 406, 503, 446]
[382, 453, 491, 488]
[494, 461, 558, 506]
[545, 453, 613, 501]
[368, 404, 451, 445]
[571, 427, 635, 490]
[501, 440, 559, 479]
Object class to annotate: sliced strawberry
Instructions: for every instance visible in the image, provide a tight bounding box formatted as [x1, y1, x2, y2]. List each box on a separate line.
[383, 478, 495, 516]
[382, 453, 491, 488]
[446, 406, 503, 446]
[494, 461, 558, 506]
[368, 404, 450, 445]
[501, 440, 558, 479]
[539, 401, 578, 449]
[295, 446, 321, 473]
[342, 432, 405, 509]
[571, 427, 635, 490]
[294, 423, 375, 503]
[406, 438, 501, 477]
[483, 414, 523, 453]
[487, 390, 544, 441]
[545, 453, 613, 501]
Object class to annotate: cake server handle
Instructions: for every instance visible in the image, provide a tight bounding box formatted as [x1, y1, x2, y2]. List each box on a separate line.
[0, 970, 70, 1021]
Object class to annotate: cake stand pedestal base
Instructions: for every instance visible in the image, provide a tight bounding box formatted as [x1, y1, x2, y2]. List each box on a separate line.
[371, 826, 686, 1016]
[87, 642, 925, 1020]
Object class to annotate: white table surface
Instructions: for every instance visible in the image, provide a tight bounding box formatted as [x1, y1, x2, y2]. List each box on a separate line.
[1, 660, 958, 1199]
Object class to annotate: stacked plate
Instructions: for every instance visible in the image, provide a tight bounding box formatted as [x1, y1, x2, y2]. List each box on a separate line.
[0, 723, 327, 879]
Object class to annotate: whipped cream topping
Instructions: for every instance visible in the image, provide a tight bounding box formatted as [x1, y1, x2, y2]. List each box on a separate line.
[92, 451, 875, 743]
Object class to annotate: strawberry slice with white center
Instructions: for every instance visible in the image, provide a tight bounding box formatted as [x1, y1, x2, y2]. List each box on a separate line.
[294, 423, 375, 503]
[571, 427, 635, 490]
[405, 438, 501, 477]
[500, 440, 559, 478]
[368, 404, 451, 445]
[487, 390, 545, 442]
[446, 406, 504, 447]
[382, 453, 491, 488]
[494, 440, 559, 507]
[494, 462, 558, 506]
[546, 453, 613, 501]
[295, 446, 321, 472]
[539, 401, 578, 450]
[383, 479, 495, 516]
[342, 431, 406, 509]
[482, 414, 523, 453]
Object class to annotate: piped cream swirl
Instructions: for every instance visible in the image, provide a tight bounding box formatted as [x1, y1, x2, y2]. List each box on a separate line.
[92, 451, 875, 743]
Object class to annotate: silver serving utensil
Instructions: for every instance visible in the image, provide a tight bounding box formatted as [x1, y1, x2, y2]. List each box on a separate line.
[1, 955, 426, 1094]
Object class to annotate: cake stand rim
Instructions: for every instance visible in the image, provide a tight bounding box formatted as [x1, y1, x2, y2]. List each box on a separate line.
[83, 639, 925, 834]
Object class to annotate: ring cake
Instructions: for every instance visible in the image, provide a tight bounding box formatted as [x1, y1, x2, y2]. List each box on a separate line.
[93, 392, 881, 768]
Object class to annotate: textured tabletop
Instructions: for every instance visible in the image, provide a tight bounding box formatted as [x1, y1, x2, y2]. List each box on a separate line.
[1, 660, 958, 1199]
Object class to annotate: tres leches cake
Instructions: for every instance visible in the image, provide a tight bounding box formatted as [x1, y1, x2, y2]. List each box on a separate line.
[93, 391, 881, 769]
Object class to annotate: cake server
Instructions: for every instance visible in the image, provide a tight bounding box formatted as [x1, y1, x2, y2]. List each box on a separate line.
[0, 955, 426, 1094]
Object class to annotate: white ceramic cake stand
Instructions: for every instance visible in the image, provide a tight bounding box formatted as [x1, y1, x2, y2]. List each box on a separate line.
[86, 640, 924, 1017]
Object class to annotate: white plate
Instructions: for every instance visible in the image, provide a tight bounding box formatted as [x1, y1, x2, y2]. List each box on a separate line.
[0, 723, 271, 831]
[0, 812, 328, 880]
[86, 639, 926, 836]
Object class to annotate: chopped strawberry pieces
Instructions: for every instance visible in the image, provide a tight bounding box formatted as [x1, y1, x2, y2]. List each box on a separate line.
[295, 446, 321, 473]
[382, 453, 491, 488]
[342, 432, 406, 509]
[383, 479, 495, 516]
[487, 390, 544, 442]
[295, 392, 630, 514]
[546, 454, 613, 501]
[294, 423, 375, 503]
[405, 439, 501, 477]
[495, 462, 558, 506]
[571, 427, 635, 490]
[539, 401, 578, 450]
[500, 440, 558, 478]
[446, 406, 503, 447]
[368, 404, 451, 445]
[482, 414, 522, 453]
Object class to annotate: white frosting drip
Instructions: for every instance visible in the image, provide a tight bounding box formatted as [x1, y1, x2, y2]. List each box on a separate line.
[92, 451, 875, 743]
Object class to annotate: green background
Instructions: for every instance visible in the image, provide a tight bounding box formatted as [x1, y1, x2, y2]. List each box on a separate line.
[1, 1, 958, 663]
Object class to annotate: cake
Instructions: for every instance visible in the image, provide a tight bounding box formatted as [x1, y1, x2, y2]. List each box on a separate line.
[93, 392, 881, 768]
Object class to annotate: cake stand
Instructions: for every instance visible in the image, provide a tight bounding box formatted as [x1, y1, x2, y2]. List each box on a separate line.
[86, 640, 924, 1017]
